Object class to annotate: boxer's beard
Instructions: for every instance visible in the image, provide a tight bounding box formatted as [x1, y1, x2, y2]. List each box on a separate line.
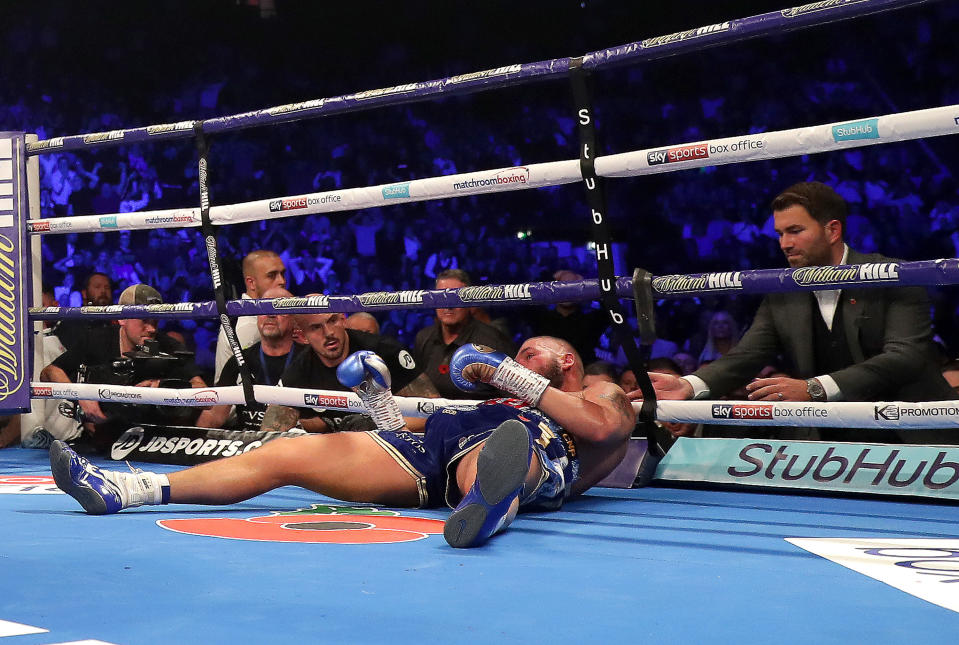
[541, 359, 564, 389]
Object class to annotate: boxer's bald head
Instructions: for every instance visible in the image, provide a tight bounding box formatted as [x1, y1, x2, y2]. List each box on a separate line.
[515, 336, 583, 391]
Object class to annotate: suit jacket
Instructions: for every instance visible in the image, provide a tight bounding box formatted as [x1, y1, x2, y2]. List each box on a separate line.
[695, 249, 956, 402]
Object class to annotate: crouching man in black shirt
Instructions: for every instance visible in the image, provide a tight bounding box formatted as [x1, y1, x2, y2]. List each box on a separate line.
[263, 311, 439, 433]
[39, 284, 207, 452]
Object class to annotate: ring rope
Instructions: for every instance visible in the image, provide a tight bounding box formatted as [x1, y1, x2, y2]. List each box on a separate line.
[28, 277, 635, 321]
[23, 0, 928, 156]
[26, 103, 959, 237]
[656, 400, 959, 430]
[29, 382, 480, 417]
[27, 381, 959, 430]
[26, 258, 959, 323]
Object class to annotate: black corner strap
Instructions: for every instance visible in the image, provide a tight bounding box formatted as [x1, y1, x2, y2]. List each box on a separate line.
[567, 61, 661, 455]
[193, 123, 256, 404]
[632, 268, 656, 346]
[632, 267, 660, 446]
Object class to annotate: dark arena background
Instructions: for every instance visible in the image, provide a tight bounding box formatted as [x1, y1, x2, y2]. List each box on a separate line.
[2, 1, 959, 643]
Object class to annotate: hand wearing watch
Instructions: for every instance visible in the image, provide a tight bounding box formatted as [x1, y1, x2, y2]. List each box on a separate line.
[805, 378, 826, 402]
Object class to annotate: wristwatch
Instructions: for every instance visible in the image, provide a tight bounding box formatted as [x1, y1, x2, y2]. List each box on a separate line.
[805, 378, 826, 402]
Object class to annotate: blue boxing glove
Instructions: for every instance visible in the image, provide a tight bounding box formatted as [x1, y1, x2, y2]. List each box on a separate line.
[336, 350, 404, 432]
[337, 350, 392, 391]
[450, 343, 550, 406]
[449, 344, 506, 392]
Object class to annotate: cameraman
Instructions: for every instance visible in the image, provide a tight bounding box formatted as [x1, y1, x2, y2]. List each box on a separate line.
[39, 284, 207, 452]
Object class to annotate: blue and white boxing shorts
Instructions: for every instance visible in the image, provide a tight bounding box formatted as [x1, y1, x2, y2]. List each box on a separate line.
[366, 398, 580, 509]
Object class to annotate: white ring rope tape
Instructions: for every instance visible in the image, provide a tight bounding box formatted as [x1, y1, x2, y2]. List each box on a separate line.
[28, 104, 959, 235]
[28, 381, 959, 429]
[29, 382, 480, 418]
[656, 400, 959, 430]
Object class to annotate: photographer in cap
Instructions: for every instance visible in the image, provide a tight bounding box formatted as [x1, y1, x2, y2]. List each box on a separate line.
[39, 284, 208, 453]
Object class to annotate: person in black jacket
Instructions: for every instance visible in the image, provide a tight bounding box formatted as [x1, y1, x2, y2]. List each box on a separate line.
[640, 182, 957, 443]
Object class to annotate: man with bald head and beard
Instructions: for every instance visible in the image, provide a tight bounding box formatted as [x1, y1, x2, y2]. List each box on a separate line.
[214, 249, 287, 382]
[197, 287, 306, 430]
[262, 306, 439, 433]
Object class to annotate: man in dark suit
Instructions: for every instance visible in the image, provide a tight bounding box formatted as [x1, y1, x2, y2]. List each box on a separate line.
[643, 181, 955, 442]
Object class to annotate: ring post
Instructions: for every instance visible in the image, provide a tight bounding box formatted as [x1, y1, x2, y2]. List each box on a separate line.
[0, 132, 32, 413]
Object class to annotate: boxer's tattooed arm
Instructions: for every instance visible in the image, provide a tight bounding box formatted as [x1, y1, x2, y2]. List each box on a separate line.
[261, 405, 300, 432]
[397, 373, 440, 398]
[598, 390, 637, 425]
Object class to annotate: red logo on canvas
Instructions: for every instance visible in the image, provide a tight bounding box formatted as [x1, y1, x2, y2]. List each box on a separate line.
[157, 504, 445, 544]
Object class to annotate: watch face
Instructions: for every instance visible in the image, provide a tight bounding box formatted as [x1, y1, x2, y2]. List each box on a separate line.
[807, 380, 825, 399]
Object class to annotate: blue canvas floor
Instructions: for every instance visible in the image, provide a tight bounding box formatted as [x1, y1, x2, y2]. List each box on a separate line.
[2, 447, 959, 644]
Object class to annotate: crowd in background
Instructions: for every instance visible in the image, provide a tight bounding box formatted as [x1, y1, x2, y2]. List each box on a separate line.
[4, 1, 959, 386]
